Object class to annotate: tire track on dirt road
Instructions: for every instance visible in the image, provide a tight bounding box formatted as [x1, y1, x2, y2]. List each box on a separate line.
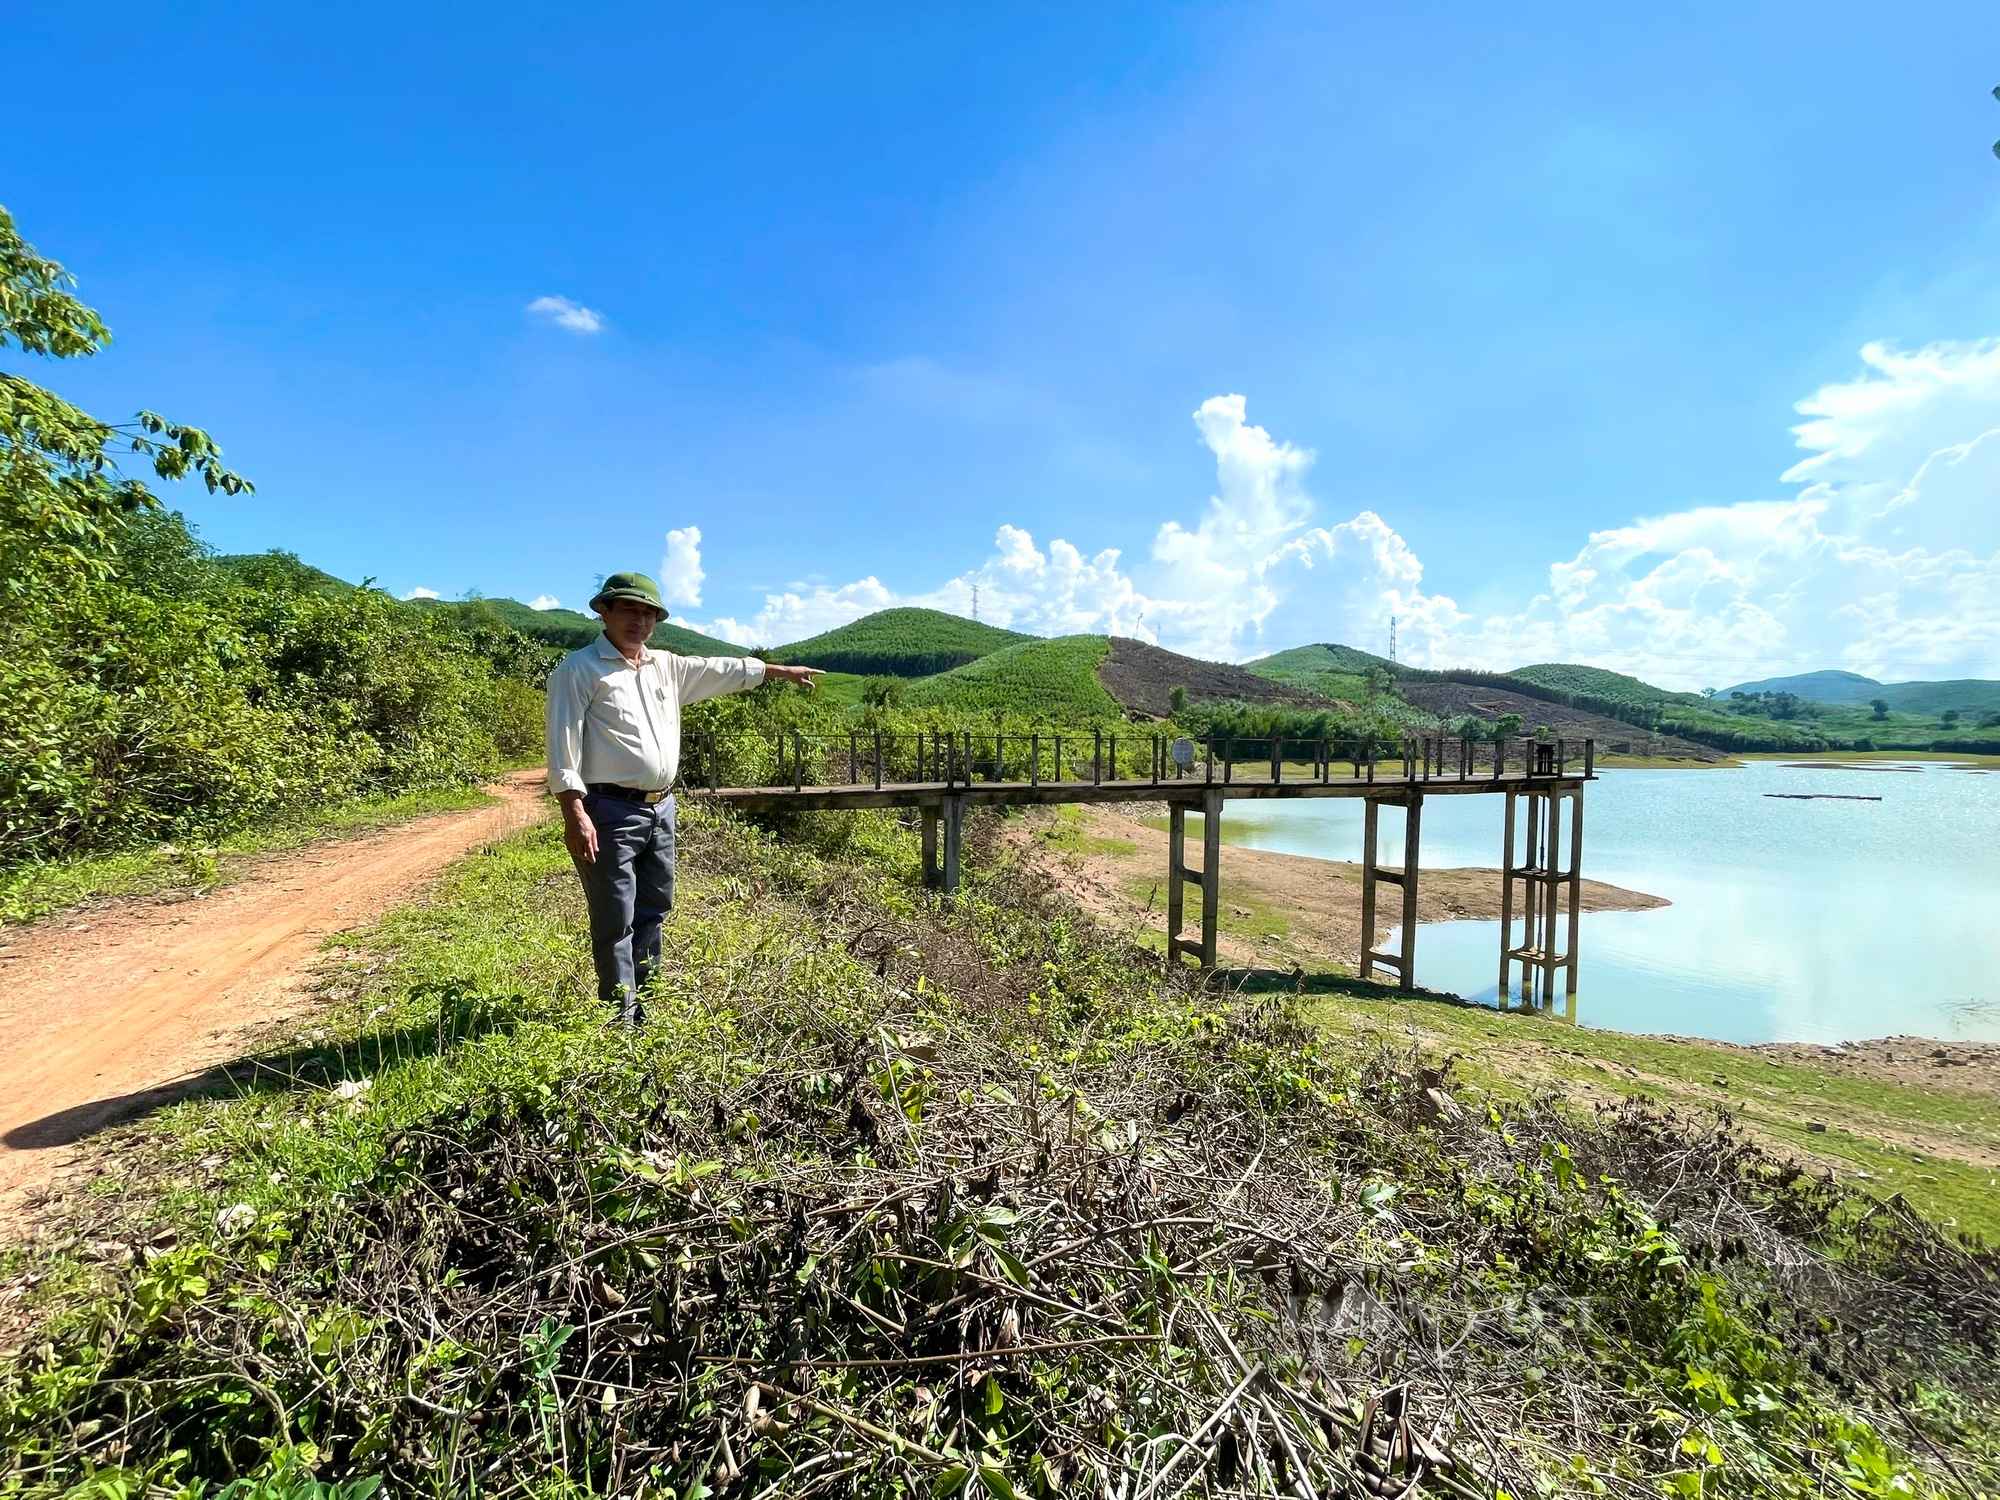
[0, 770, 549, 1231]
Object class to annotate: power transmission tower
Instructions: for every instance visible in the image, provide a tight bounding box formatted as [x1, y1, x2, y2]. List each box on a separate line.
[1388, 614, 1398, 663]
[971, 584, 980, 622]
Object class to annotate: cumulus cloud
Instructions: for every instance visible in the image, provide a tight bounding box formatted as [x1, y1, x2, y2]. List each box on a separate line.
[527, 594, 562, 611]
[400, 586, 441, 601]
[681, 352, 2000, 687]
[660, 527, 705, 608]
[525, 295, 606, 335]
[1449, 340, 2000, 687]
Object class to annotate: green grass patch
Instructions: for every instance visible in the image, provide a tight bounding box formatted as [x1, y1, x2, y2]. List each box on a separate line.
[1029, 805, 1141, 858]
[1307, 992, 2000, 1241]
[0, 783, 498, 929]
[900, 633, 1119, 722]
[806, 670, 870, 708]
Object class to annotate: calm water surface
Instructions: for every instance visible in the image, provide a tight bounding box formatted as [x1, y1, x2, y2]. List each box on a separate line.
[1193, 759, 2000, 1045]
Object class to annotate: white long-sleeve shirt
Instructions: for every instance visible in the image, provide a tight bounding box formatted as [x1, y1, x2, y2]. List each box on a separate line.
[545, 636, 766, 795]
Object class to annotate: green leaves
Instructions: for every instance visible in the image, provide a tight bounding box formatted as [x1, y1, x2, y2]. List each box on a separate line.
[0, 206, 109, 358]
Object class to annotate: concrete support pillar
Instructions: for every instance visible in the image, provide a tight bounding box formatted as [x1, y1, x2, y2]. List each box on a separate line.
[941, 794, 964, 894]
[1199, 787, 1223, 970]
[921, 805, 940, 890]
[1499, 787, 1583, 1018]
[1359, 791, 1421, 991]
[1165, 790, 1224, 972]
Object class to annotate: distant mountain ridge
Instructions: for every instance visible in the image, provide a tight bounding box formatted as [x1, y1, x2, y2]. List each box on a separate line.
[202, 568, 2000, 751]
[1720, 669, 2000, 715]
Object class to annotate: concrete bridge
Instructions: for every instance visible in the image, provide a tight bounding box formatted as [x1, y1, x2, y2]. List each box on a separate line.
[682, 730, 1593, 1014]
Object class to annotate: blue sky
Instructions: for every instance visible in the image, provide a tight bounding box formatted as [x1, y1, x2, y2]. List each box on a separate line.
[12, 2, 2000, 683]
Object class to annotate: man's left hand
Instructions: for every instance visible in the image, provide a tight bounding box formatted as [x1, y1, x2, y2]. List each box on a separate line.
[764, 663, 824, 690]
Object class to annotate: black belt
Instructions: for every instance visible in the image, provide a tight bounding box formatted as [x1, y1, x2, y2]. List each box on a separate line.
[586, 783, 670, 805]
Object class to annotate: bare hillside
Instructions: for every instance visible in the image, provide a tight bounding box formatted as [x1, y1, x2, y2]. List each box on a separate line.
[1399, 681, 1724, 761]
[1098, 638, 1331, 717]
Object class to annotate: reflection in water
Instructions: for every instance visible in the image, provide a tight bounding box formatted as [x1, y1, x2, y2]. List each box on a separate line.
[1199, 759, 2000, 1046]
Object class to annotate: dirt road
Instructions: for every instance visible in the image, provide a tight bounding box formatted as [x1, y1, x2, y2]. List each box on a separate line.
[0, 771, 549, 1227]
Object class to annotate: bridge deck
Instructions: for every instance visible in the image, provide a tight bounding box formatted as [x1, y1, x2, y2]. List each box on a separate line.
[685, 770, 1586, 813]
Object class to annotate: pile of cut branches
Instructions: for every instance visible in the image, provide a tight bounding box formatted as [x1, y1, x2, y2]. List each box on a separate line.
[3, 809, 1998, 1499]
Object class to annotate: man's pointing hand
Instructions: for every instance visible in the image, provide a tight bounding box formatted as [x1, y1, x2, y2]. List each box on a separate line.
[763, 663, 824, 689]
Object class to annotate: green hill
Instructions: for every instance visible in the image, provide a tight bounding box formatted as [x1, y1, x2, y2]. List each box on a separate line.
[1508, 662, 1711, 711]
[1252, 642, 1396, 678]
[1245, 642, 1389, 702]
[899, 635, 1118, 721]
[407, 596, 748, 657]
[1722, 669, 2000, 717]
[1721, 668, 1878, 703]
[771, 607, 1030, 676]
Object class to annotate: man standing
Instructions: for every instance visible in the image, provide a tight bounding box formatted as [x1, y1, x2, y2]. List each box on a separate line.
[545, 571, 821, 1023]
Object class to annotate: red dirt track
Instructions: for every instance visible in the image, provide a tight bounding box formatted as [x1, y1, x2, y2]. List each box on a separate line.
[0, 771, 548, 1231]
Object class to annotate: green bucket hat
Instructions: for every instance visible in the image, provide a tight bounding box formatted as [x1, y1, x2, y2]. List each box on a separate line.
[589, 571, 668, 616]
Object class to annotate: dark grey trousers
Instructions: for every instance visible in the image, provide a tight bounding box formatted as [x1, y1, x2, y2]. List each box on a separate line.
[573, 791, 676, 1024]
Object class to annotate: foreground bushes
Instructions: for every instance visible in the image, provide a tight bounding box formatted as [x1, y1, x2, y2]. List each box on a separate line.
[0, 511, 551, 869]
[3, 805, 1996, 1497]
[0, 207, 550, 872]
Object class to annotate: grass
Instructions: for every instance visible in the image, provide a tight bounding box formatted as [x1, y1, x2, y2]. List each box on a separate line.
[806, 670, 870, 708]
[0, 783, 499, 929]
[899, 633, 1119, 721]
[1305, 990, 2000, 1242]
[1121, 876, 1294, 946]
[1030, 804, 1140, 858]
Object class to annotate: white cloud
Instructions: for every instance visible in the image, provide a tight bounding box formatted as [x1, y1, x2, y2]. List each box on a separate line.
[525, 295, 606, 335]
[527, 594, 561, 611]
[1444, 340, 2000, 687]
[660, 527, 705, 608]
[400, 586, 441, 601]
[679, 355, 2000, 687]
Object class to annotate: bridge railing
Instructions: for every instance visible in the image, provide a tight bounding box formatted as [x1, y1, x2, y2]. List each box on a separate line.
[681, 729, 1595, 792]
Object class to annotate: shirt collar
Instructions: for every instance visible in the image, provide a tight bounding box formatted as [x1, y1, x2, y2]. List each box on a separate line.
[594, 633, 651, 667]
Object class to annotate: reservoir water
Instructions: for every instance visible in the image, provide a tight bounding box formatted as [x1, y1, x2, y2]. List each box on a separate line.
[1195, 758, 2000, 1046]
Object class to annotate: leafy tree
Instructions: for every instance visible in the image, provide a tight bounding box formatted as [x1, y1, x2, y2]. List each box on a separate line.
[1494, 713, 1525, 738]
[1, 207, 250, 607]
[860, 676, 905, 709]
[1871, 698, 1890, 721]
[1942, 708, 1961, 727]
[1168, 684, 1188, 713]
[0, 209, 549, 866]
